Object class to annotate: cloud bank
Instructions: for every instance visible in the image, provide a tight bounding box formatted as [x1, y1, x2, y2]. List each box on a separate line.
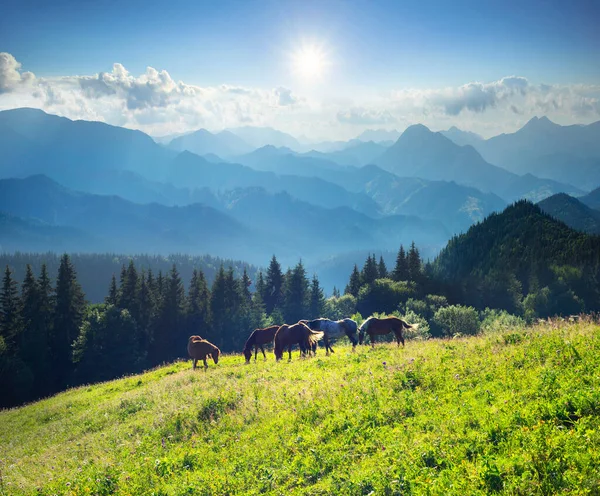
[0, 52, 598, 139]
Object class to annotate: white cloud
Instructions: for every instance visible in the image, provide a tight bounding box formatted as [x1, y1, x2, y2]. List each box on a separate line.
[0, 52, 35, 93]
[0, 52, 598, 140]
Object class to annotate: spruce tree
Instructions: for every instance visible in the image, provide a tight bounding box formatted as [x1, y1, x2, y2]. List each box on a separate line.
[51, 254, 85, 389]
[241, 267, 252, 303]
[255, 271, 266, 304]
[36, 264, 54, 395]
[264, 255, 284, 315]
[150, 264, 185, 364]
[210, 265, 228, 348]
[0, 266, 22, 353]
[345, 264, 362, 297]
[187, 268, 211, 340]
[283, 261, 310, 323]
[408, 242, 423, 283]
[19, 265, 43, 377]
[332, 286, 341, 298]
[105, 274, 118, 305]
[392, 245, 409, 281]
[119, 260, 139, 321]
[378, 256, 388, 279]
[309, 275, 326, 319]
[361, 254, 379, 286]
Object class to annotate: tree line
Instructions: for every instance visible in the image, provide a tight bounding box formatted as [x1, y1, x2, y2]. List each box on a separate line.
[0, 254, 325, 408]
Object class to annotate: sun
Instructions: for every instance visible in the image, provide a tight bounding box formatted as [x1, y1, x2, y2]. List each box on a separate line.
[292, 44, 328, 81]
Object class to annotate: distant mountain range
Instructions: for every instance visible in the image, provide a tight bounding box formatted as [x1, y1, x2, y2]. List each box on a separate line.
[1, 107, 594, 288]
[375, 123, 582, 202]
[168, 128, 253, 158]
[440, 126, 484, 148]
[473, 116, 600, 191]
[0, 176, 450, 268]
[357, 128, 401, 142]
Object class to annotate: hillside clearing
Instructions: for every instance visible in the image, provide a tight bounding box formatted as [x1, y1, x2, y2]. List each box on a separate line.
[1, 321, 600, 495]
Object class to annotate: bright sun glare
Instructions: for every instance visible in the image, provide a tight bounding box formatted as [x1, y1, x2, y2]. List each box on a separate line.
[292, 44, 328, 81]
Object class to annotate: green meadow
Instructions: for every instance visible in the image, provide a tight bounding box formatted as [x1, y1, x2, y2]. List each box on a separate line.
[1, 320, 600, 495]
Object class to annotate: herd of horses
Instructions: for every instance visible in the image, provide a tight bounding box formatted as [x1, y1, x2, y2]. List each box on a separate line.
[187, 316, 417, 369]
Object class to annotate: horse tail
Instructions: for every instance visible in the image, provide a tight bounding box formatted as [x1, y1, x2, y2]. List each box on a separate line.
[306, 329, 324, 347]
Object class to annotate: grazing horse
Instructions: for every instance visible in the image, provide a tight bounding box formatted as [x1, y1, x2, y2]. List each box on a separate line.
[302, 318, 359, 354]
[358, 316, 417, 347]
[188, 336, 221, 369]
[243, 325, 279, 363]
[274, 322, 324, 361]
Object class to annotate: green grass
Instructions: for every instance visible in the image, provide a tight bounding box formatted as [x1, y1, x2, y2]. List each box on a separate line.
[2, 320, 600, 495]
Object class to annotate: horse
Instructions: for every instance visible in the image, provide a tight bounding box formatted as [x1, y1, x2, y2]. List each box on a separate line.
[243, 325, 279, 363]
[358, 316, 417, 347]
[302, 318, 359, 354]
[274, 322, 324, 361]
[187, 336, 221, 369]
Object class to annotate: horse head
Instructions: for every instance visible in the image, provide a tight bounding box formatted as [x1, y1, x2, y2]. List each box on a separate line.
[342, 319, 359, 347]
[211, 347, 220, 364]
[358, 317, 371, 345]
[243, 347, 252, 364]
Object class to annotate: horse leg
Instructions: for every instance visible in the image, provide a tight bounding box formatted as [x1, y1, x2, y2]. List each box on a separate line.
[261, 346, 267, 360]
[371, 333, 376, 348]
[254, 346, 258, 361]
[203, 357, 208, 369]
[193, 359, 197, 370]
[288, 345, 292, 361]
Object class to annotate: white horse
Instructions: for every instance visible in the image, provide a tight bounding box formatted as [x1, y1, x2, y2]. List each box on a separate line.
[301, 318, 359, 354]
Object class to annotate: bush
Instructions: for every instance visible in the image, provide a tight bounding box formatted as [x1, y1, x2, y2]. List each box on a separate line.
[480, 308, 526, 334]
[357, 279, 415, 317]
[323, 294, 357, 320]
[399, 310, 430, 340]
[433, 305, 481, 337]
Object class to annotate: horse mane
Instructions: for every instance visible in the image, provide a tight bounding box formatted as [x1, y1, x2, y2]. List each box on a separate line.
[359, 316, 375, 332]
[242, 330, 257, 353]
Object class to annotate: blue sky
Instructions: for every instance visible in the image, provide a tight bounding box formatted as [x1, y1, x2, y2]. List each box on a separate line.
[1, 0, 599, 138]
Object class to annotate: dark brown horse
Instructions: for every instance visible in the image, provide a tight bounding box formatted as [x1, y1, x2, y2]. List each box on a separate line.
[274, 322, 324, 361]
[188, 336, 221, 369]
[243, 325, 279, 363]
[358, 316, 417, 347]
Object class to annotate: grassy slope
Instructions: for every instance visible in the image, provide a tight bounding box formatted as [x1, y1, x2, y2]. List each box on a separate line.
[1, 321, 600, 495]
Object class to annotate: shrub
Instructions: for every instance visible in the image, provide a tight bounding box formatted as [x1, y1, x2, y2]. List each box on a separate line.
[480, 308, 526, 334]
[433, 305, 481, 337]
[323, 294, 357, 320]
[399, 310, 430, 340]
[357, 279, 415, 317]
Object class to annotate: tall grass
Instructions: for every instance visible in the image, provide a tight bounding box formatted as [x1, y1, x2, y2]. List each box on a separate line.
[1, 319, 599, 495]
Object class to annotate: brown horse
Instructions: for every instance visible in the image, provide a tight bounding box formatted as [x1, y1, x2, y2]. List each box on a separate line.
[187, 336, 221, 369]
[274, 322, 324, 361]
[358, 316, 417, 347]
[243, 325, 279, 363]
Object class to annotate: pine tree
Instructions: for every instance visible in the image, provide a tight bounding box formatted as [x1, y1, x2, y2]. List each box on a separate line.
[332, 286, 341, 298]
[283, 261, 310, 323]
[187, 268, 211, 340]
[309, 275, 326, 319]
[255, 271, 266, 304]
[361, 254, 379, 286]
[150, 264, 185, 364]
[408, 242, 422, 283]
[51, 255, 85, 389]
[105, 274, 118, 305]
[119, 260, 140, 322]
[0, 266, 22, 353]
[137, 271, 154, 359]
[264, 255, 284, 315]
[210, 265, 228, 348]
[19, 265, 43, 375]
[345, 264, 362, 297]
[392, 245, 409, 281]
[241, 267, 252, 303]
[35, 264, 54, 395]
[378, 256, 388, 279]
